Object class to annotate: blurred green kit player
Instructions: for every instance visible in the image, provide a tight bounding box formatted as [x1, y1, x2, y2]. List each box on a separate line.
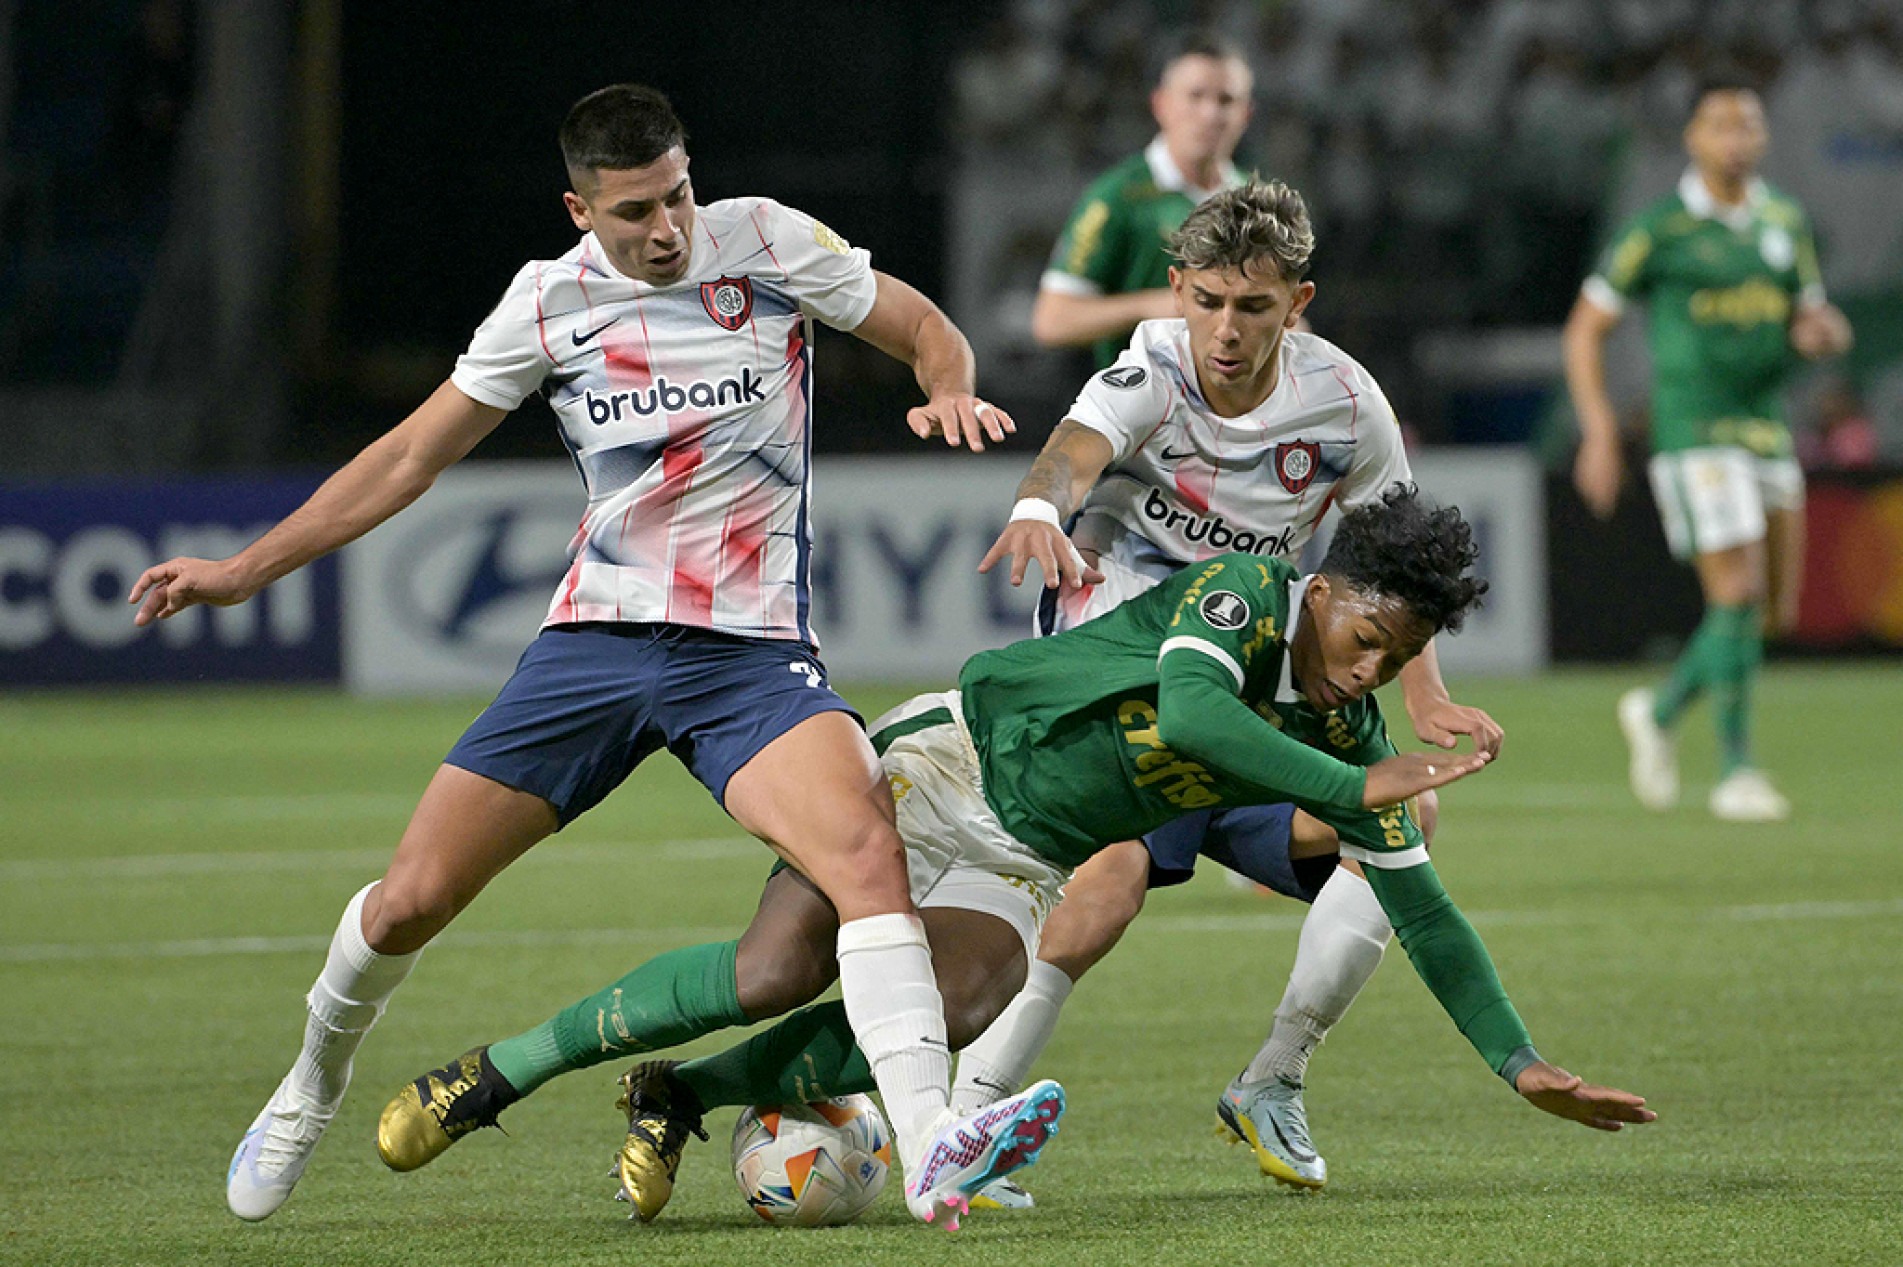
[1565, 77, 1853, 822]
[376, 488, 1653, 1223]
[1032, 32, 1251, 366]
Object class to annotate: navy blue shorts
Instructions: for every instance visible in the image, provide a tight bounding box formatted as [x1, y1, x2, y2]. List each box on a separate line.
[1142, 803, 1335, 903]
[444, 623, 858, 826]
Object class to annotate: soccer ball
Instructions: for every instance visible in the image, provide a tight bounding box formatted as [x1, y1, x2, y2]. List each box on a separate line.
[730, 1095, 891, 1226]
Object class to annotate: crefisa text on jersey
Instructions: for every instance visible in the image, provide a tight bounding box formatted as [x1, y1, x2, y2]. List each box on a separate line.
[583, 367, 768, 425]
[1142, 486, 1297, 556]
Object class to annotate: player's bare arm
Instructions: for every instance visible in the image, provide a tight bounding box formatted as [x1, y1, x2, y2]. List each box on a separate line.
[129, 382, 507, 625]
[1562, 294, 1625, 519]
[1790, 301, 1853, 360]
[851, 271, 1015, 451]
[1514, 1061, 1657, 1131]
[1397, 640, 1504, 757]
[1029, 286, 1179, 349]
[977, 420, 1113, 590]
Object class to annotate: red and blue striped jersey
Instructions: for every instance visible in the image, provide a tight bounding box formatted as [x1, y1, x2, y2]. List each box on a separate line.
[451, 197, 878, 644]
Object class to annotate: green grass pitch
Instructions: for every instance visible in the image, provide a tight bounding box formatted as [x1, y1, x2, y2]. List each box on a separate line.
[2, 666, 1900, 1266]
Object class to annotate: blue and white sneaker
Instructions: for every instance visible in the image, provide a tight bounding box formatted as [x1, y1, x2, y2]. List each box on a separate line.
[227, 1075, 337, 1221]
[904, 1080, 1065, 1229]
[1217, 1075, 1326, 1189]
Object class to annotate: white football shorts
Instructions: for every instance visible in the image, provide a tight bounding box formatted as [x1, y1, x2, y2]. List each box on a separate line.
[1647, 446, 1804, 560]
[869, 691, 1068, 962]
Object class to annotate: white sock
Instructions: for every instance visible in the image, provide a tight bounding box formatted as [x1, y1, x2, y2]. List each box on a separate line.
[949, 959, 1075, 1115]
[1243, 869, 1391, 1085]
[835, 913, 950, 1168]
[288, 882, 421, 1107]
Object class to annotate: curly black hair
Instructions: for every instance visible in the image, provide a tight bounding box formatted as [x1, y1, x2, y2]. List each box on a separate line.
[1319, 483, 1487, 634]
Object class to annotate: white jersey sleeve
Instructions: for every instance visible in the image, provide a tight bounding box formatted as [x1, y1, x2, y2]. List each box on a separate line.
[753, 199, 879, 331]
[1064, 322, 1177, 464]
[450, 263, 560, 412]
[1330, 363, 1412, 508]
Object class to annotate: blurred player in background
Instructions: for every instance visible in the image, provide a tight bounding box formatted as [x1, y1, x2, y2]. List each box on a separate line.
[1565, 77, 1853, 823]
[1031, 31, 1254, 367]
[967, 179, 1503, 1199]
[127, 82, 1033, 1229]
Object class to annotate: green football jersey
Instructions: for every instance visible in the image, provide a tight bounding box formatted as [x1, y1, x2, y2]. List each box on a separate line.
[1591, 175, 1824, 458]
[1046, 150, 1234, 368]
[959, 553, 1422, 869]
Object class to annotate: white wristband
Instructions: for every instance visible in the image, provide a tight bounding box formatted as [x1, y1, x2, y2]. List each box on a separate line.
[1009, 498, 1063, 528]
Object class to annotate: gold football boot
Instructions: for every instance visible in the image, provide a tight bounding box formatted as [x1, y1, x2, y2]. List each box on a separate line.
[613, 1060, 708, 1222]
[377, 1047, 513, 1171]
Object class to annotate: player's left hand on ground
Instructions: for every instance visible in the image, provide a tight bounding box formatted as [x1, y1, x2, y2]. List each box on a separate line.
[1514, 1061, 1657, 1132]
[1789, 304, 1853, 360]
[1411, 699, 1505, 759]
[907, 394, 1016, 452]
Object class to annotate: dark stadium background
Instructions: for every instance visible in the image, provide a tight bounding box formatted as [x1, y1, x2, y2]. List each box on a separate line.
[4, 0, 1901, 660]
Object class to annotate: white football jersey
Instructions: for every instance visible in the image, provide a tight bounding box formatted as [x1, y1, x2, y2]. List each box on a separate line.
[450, 197, 879, 643]
[1067, 321, 1412, 566]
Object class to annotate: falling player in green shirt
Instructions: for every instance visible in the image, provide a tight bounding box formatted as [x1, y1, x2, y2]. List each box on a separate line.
[374, 486, 1653, 1226]
[1564, 77, 1854, 823]
[1031, 32, 1252, 367]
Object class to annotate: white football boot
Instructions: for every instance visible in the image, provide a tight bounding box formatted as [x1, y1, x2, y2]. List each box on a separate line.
[904, 1080, 1065, 1230]
[1617, 688, 1679, 811]
[1709, 768, 1790, 822]
[1217, 1075, 1326, 1189]
[970, 1175, 1036, 1210]
[227, 1074, 338, 1221]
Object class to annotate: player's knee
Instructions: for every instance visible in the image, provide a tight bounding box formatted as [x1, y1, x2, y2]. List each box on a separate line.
[361, 876, 461, 954]
[794, 821, 911, 915]
[1037, 885, 1142, 977]
[733, 940, 835, 1020]
[1073, 873, 1146, 942]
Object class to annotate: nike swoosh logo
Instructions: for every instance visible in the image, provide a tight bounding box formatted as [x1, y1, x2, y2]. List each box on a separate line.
[1269, 1115, 1318, 1163]
[1159, 446, 1198, 462]
[571, 318, 618, 347]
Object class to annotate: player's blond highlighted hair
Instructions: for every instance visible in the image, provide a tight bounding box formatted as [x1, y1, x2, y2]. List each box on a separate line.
[1167, 179, 1315, 282]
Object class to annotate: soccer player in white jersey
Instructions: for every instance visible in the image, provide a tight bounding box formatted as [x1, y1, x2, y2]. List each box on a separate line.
[966, 179, 1504, 1197]
[127, 83, 1049, 1230]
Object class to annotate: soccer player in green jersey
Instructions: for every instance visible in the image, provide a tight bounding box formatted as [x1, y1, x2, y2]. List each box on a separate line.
[1565, 77, 1853, 823]
[374, 487, 1652, 1226]
[1031, 32, 1252, 367]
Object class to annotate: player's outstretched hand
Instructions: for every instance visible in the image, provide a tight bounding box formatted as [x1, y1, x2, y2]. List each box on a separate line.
[129, 556, 257, 627]
[907, 394, 1016, 452]
[977, 521, 1104, 590]
[1361, 749, 1491, 809]
[1412, 698, 1505, 758]
[1572, 434, 1623, 520]
[1514, 1061, 1657, 1132]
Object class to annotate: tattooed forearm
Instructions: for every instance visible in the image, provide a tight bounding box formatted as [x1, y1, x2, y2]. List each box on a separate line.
[1016, 421, 1093, 516]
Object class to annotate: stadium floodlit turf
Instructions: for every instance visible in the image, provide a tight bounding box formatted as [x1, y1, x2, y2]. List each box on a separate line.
[2, 665, 1899, 1266]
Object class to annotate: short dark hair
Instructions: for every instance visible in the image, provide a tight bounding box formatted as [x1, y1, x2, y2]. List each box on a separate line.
[1155, 29, 1250, 84]
[560, 84, 687, 186]
[1320, 484, 1487, 635]
[1689, 73, 1761, 119]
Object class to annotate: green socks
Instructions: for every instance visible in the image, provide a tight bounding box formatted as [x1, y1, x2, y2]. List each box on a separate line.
[487, 940, 746, 1096]
[673, 1001, 874, 1110]
[1709, 605, 1762, 776]
[1653, 603, 1761, 776]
